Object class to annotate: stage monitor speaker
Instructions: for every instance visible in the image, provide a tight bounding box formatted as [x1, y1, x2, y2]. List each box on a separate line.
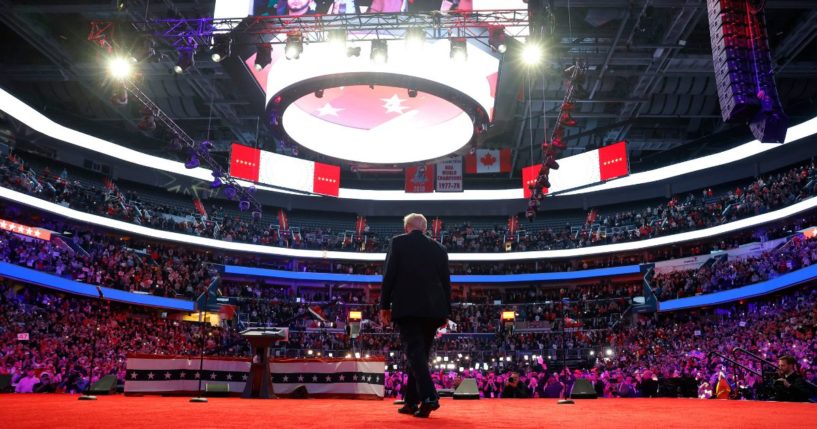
[0, 374, 11, 393]
[205, 383, 230, 397]
[453, 378, 480, 400]
[89, 374, 117, 395]
[569, 379, 598, 399]
[290, 385, 309, 399]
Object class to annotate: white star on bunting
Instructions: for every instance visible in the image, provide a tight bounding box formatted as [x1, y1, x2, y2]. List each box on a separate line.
[180, 372, 186, 378]
[312, 375, 318, 382]
[210, 373, 217, 380]
[325, 375, 332, 382]
[194, 372, 201, 379]
[317, 103, 344, 117]
[147, 372, 155, 380]
[298, 375, 304, 382]
[283, 375, 289, 382]
[381, 94, 409, 114]
[164, 372, 172, 379]
[242, 374, 248, 381]
[130, 372, 138, 379]
[338, 375, 345, 382]
[226, 373, 233, 380]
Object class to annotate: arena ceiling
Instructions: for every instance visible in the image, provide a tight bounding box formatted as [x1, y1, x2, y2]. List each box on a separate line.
[1, 0, 816, 189]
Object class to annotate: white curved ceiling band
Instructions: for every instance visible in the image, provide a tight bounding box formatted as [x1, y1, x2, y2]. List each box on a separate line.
[2, 185, 816, 262]
[2, 87, 815, 201]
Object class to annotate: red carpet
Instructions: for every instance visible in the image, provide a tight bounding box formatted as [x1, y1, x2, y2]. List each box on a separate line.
[2, 395, 816, 429]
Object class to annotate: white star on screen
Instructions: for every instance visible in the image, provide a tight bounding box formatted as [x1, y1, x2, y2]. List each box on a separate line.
[316, 103, 344, 117]
[381, 94, 409, 114]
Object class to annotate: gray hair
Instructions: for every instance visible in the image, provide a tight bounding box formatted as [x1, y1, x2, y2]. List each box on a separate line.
[403, 213, 428, 231]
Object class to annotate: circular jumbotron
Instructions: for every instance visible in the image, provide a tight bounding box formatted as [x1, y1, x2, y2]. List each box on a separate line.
[260, 39, 497, 164]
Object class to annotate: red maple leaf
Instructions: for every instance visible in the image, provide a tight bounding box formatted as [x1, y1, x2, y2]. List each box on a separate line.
[480, 152, 497, 166]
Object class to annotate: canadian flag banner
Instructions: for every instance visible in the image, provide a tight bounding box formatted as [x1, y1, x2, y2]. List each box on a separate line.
[229, 144, 340, 197]
[405, 164, 435, 193]
[465, 148, 512, 174]
[521, 141, 629, 197]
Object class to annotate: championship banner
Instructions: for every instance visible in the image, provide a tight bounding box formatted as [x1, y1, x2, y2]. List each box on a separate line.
[125, 354, 384, 399]
[435, 157, 463, 192]
[405, 164, 435, 193]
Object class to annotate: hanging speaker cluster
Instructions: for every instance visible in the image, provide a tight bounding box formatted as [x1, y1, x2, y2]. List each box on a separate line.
[707, 0, 788, 142]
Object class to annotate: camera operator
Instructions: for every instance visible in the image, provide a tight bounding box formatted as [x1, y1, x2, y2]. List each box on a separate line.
[501, 372, 531, 398]
[774, 355, 811, 402]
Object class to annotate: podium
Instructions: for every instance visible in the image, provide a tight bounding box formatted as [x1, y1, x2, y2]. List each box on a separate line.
[240, 328, 288, 399]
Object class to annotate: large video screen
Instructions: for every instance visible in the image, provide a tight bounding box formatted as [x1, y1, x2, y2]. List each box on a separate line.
[215, 0, 527, 18]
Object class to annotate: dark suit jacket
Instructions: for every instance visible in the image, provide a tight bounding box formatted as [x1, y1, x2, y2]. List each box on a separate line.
[380, 230, 451, 320]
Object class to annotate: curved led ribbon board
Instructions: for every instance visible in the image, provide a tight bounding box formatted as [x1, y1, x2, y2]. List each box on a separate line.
[3, 185, 817, 262]
[0, 262, 194, 311]
[2, 87, 815, 201]
[658, 263, 817, 312]
[223, 264, 643, 283]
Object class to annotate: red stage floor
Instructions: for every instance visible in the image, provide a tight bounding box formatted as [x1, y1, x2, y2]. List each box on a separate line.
[1, 395, 816, 429]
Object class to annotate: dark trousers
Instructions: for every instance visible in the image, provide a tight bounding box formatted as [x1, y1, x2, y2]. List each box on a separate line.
[397, 317, 442, 404]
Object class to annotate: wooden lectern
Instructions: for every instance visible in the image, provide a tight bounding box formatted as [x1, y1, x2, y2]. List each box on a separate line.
[240, 328, 288, 399]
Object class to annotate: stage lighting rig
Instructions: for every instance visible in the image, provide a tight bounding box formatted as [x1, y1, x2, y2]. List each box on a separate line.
[210, 34, 231, 63]
[173, 37, 197, 74]
[107, 57, 132, 80]
[405, 27, 426, 52]
[370, 40, 388, 64]
[254, 43, 272, 71]
[521, 42, 543, 65]
[449, 38, 467, 63]
[488, 26, 507, 53]
[327, 29, 347, 52]
[285, 32, 304, 60]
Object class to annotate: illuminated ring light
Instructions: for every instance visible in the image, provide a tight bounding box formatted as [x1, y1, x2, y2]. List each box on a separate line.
[260, 39, 496, 165]
[268, 73, 489, 164]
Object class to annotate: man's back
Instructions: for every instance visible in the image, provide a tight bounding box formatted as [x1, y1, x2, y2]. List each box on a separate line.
[380, 230, 450, 320]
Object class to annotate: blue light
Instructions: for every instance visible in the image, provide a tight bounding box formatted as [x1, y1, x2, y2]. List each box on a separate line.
[0, 262, 194, 311]
[223, 264, 642, 283]
[658, 263, 817, 312]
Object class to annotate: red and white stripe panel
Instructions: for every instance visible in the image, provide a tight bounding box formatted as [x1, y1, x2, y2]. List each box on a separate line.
[523, 141, 629, 198]
[229, 143, 341, 197]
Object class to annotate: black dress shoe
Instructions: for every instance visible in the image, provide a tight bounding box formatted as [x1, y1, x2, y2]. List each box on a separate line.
[397, 404, 418, 415]
[413, 399, 440, 418]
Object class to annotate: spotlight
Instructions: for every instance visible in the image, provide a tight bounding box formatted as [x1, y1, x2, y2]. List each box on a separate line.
[222, 185, 237, 200]
[488, 26, 507, 53]
[116, 0, 127, 11]
[254, 43, 272, 71]
[370, 40, 388, 64]
[605, 348, 613, 357]
[210, 34, 231, 63]
[346, 46, 361, 58]
[405, 27, 425, 52]
[285, 32, 303, 60]
[449, 38, 467, 63]
[107, 57, 132, 79]
[327, 29, 347, 52]
[130, 38, 157, 63]
[407, 88, 417, 98]
[522, 42, 543, 65]
[239, 200, 251, 211]
[174, 48, 195, 74]
[184, 154, 200, 169]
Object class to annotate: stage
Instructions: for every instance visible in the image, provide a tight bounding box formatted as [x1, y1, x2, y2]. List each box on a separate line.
[2, 395, 816, 428]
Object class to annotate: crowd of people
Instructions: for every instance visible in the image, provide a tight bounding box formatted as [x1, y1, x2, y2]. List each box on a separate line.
[3, 277, 814, 401]
[652, 234, 817, 300]
[3, 151, 816, 254]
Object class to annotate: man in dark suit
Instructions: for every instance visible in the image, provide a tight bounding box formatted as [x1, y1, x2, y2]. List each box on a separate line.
[380, 213, 450, 418]
[774, 355, 813, 402]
